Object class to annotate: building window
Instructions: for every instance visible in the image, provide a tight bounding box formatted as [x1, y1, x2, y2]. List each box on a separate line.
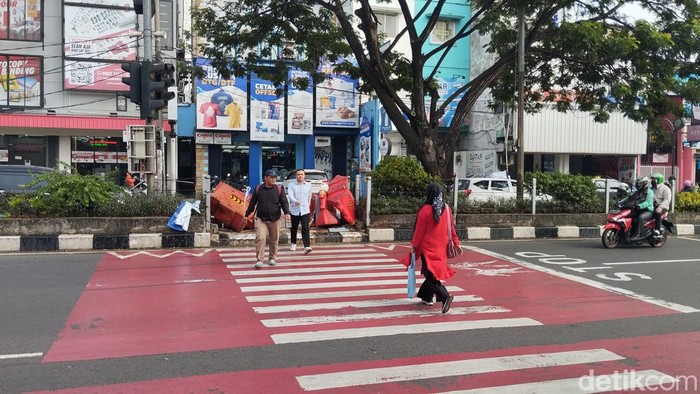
[431, 19, 455, 44]
[375, 13, 398, 37]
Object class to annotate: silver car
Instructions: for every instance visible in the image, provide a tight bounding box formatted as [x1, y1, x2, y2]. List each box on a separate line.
[281, 169, 329, 194]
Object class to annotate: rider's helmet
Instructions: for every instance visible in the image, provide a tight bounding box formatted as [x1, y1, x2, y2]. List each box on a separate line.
[635, 176, 650, 192]
[649, 173, 664, 184]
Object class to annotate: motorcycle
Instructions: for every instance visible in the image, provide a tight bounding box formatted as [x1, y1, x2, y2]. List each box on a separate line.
[601, 193, 674, 249]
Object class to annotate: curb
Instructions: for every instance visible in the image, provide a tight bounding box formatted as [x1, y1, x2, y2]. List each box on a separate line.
[0, 233, 211, 252]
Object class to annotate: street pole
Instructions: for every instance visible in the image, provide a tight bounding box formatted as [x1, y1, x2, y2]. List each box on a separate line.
[143, 0, 155, 192]
[516, 7, 525, 202]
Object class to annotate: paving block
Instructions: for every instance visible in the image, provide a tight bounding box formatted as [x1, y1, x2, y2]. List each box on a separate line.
[368, 228, 394, 242]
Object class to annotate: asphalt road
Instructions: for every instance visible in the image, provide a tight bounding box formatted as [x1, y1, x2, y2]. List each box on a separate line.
[1, 239, 699, 393]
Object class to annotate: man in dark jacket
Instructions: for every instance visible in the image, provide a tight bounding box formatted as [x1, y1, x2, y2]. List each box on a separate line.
[245, 169, 291, 268]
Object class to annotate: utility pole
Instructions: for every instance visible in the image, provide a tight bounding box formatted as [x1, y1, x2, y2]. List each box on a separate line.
[516, 7, 525, 202]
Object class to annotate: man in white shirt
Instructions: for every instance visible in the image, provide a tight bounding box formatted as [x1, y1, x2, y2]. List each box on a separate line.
[649, 173, 671, 236]
[287, 169, 313, 254]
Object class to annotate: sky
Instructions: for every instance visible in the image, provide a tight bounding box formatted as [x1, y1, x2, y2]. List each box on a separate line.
[621, 3, 657, 22]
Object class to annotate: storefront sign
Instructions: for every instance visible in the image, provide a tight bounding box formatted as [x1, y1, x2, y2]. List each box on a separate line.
[196, 131, 232, 145]
[213, 133, 231, 145]
[359, 117, 371, 172]
[195, 58, 248, 131]
[72, 151, 127, 163]
[687, 125, 700, 142]
[195, 131, 214, 144]
[0, 0, 42, 41]
[250, 73, 284, 142]
[287, 68, 314, 135]
[0, 149, 8, 162]
[315, 58, 360, 129]
[0, 54, 42, 108]
[315, 137, 331, 147]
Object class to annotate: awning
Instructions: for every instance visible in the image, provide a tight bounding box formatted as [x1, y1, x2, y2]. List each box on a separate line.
[0, 114, 172, 132]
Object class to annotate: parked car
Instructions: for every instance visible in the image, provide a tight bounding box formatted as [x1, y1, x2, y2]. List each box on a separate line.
[456, 177, 552, 201]
[281, 169, 329, 194]
[593, 178, 631, 195]
[0, 165, 53, 193]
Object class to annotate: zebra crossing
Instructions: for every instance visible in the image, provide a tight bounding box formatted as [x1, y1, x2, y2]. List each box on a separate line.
[216, 245, 682, 392]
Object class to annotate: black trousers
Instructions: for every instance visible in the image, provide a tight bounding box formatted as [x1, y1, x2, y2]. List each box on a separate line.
[290, 213, 310, 247]
[632, 210, 653, 237]
[416, 258, 450, 304]
[653, 208, 667, 231]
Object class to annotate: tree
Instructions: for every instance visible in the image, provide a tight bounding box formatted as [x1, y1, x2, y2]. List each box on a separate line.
[192, 0, 700, 177]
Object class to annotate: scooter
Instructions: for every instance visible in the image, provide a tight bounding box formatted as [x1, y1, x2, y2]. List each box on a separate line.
[601, 195, 674, 249]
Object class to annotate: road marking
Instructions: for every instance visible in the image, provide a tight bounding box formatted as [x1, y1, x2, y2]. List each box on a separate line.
[218, 246, 369, 257]
[295, 347, 597, 390]
[468, 246, 700, 313]
[229, 264, 399, 276]
[678, 236, 700, 242]
[108, 249, 213, 259]
[273, 317, 541, 344]
[0, 352, 43, 360]
[225, 258, 397, 268]
[240, 279, 408, 292]
[603, 258, 700, 266]
[262, 305, 509, 327]
[252, 295, 484, 313]
[222, 253, 398, 264]
[246, 286, 464, 302]
[437, 369, 675, 393]
[236, 271, 407, 283]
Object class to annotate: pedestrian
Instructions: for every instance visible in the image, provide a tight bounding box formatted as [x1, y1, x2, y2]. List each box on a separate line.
[409, 182, 463, 314]
[244, 169, 291, 269]
[287, 168, 313, 254]
[649, 173, 671, 236]
[124, 172, 135, 188]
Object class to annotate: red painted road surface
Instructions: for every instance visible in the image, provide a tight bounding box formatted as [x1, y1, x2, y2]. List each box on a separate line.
[32, 332, 700, 393]
[44, 244, 680, 363]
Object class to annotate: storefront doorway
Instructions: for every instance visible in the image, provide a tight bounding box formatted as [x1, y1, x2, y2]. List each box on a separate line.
[262, 143, 296, 180]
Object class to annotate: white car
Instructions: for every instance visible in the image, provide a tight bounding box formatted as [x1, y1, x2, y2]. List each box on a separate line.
[593, 178, 631, 195]
[281, 169, 329, 194]
[456, 177, 552, 201]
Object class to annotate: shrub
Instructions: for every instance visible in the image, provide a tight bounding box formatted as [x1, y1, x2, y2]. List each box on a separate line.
[675, 191, 700, 212]
[369, 156, 442, 196]
[526, 172, 599, 206]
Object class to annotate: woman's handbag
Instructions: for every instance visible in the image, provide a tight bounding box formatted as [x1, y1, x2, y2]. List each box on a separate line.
[446, 208, 458, 259]
[407, 252, 416, 298]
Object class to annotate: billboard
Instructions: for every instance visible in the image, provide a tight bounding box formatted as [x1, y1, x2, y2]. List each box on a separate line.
[195, 58, 248, 131]
[0, 0, 42, 41]
[64, 60, 127, 91]
[250, 73, 284, 142]
[287, 68, 313, 135]
[315, 59, 360, 128]
[0, 54, 42, 108]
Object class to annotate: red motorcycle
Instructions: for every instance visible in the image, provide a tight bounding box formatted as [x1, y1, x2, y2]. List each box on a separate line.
[601, 196, 673, 249]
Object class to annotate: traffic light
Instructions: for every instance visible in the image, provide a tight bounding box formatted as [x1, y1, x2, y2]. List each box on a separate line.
[141, 61, 176, 119]
[121, 61, 142, 105]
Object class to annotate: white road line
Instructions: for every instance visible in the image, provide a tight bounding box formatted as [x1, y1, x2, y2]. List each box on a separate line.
[222, 253, 389, 263]
[439, 369, 676, 393]
[218, 244, 368, 253]
[236, 271, 407, 283]
[240, 279, 407, 293]
[0, 352, 43, 360]
[246, 286, 464, 302]
[678, 236, 700, 242]
[218, 246, 370, 257]
[225, 258, 397, 268]
[230, 264, 400, 276]
[252, 295, 484, 313]
[274, 317, 541, 344]
[262, 306, 510, 327]
[467, 246, 700, 313]
[295, 348, 619, 390]
[603, 258, 700, 266]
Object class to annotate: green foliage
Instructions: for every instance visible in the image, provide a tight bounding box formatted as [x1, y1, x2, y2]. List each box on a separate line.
[525, 172, 598, 205]
[94, 193, 186, 217]
[23, 169, 119, 217]
[368, 156, 443, 196]
[675, 191, 700, 212]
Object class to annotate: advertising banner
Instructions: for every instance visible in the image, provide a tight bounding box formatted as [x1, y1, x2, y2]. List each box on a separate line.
[0, 0, 42, 41]
[250, 73, 284, 142]
[63, 5, 136, 62]
[287, 68, 313, 135]
[359, 116, 371, 172]
[0, 54, 42, 108]
[428, 76, 468, 129]
[195, 58, 248, 131]
[64, 60, 127, 91]
[315, 59, 360, 128]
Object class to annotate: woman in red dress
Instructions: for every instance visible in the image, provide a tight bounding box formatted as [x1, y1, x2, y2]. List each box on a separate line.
[410, 182, 462, 313]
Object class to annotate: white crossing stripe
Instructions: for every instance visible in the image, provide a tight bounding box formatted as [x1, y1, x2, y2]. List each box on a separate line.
[246, 286, 464, 302]
[226, 258, 397, 268]
[222, 253, 390, 263]
[240, 279, 407, 292]
[236, 271, 407, 283]
[252, 295, 484, 314]
[262, 306, 509, 327]
[273, 317, 541, 344]
[218, 244, 367, 254]
[230, 264, 399, 276]
[0, 352, 43, 360]
[295, 348, 620, 390]
[438, 369, 677, 393]
[219, 247, 375, 258]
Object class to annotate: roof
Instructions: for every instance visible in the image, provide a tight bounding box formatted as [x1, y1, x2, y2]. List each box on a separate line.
[0, 113, 172, 132]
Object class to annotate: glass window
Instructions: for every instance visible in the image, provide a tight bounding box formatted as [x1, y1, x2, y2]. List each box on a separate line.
[262, 144, 296, 177]
[473, 180, 489, 190]
[492, 180, 509, 191]
[431, 19, 454, 44]
[71, 136, 127, 183]
[375, 13, 398, 37]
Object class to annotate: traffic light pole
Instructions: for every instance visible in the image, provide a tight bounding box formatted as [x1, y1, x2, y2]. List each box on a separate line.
[142, 2, 156, 192]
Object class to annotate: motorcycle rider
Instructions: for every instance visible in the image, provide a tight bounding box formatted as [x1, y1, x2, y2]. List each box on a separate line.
[629, 176, 654, 241]
[649, 173, 671, 236]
